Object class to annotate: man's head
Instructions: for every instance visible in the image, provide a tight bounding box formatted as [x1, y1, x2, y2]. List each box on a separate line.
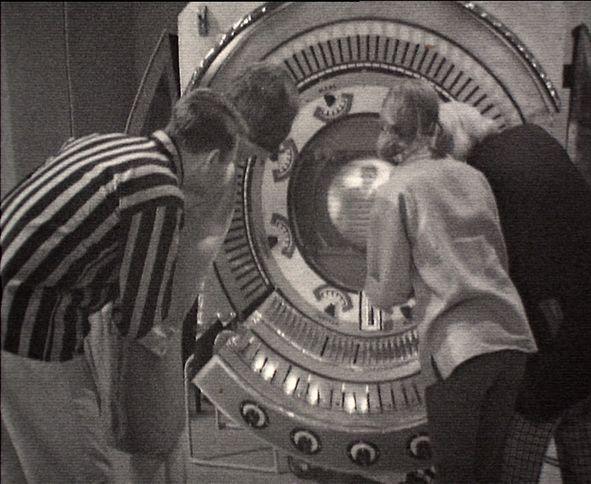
[377, 78, 441, 164]
[165, 88, 249, 193]
[438, 100, 499, 160]
[224, 62, 300, 155]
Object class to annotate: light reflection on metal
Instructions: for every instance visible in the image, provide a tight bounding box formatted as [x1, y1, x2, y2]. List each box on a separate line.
[188, 2, 284, 90]
[344, 392, 356, 414]
[460, 1, 560, 111]
[284, 373, 299, 395]
[252, 352, 266, 372]
[307, 384, 320, 405]
[262, 361, 277, 381]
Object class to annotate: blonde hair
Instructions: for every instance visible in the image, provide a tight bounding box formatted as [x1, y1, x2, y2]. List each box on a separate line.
[438, 101, 499, 160]
[382, 78, 449, 158]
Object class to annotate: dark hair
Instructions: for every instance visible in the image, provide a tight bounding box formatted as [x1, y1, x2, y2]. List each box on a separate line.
[164, 88, 249, 156]
[224, 62, 299, 154]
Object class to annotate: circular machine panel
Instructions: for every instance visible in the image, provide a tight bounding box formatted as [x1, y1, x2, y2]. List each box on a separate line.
[190, 1, 559, 476]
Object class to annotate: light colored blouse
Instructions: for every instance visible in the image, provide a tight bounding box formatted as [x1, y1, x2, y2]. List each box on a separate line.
[364, 154, 537, 379]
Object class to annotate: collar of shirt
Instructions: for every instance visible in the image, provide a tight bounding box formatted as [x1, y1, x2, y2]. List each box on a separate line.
[396, 145, 434, 167]
[151, 130, 184, 186]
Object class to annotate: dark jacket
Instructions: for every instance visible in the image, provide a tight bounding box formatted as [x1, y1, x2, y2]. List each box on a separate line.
[468, 124, 591, 421]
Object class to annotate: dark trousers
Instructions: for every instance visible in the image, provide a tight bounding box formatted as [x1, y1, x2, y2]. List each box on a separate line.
[425, 350, 527, 484]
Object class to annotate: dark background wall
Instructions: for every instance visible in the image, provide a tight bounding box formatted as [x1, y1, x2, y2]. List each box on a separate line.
[1, 2, 187, 196]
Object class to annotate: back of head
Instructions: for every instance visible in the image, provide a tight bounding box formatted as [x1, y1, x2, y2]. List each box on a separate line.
[224, 62, 300, 154]
[165, 88, 249, 156]
[438, 100, 499, 160]
[382, 77, 441, 145]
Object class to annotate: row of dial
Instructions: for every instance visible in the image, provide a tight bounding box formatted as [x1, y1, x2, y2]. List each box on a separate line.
[240, 400, 432, 466]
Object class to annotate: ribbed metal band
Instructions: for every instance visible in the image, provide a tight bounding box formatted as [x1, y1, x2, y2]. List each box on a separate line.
[186, 1, 561, 112]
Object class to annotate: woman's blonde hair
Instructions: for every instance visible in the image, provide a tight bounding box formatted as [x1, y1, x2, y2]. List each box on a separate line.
[382, 78, 450, 158]
[438, 101, 499, 160]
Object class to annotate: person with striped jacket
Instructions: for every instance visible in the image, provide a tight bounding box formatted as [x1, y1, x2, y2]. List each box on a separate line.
[1, 62, 299, 483]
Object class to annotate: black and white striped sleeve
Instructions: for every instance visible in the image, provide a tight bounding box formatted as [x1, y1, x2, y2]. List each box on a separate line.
[118, 186, 184, 343]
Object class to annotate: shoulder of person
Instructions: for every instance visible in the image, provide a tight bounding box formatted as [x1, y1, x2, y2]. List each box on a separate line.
[383, 163, 423, 192]
[477, 123, 553, 148]
[414, 155, 479, 179]
[91, 132, 153, 145]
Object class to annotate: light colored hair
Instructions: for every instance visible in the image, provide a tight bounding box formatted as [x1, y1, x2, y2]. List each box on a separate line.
[224, 62, 300, 154]
[382, 78, 449, 158]
[438, 101, 499, 160]
[165, 88, 249, 156]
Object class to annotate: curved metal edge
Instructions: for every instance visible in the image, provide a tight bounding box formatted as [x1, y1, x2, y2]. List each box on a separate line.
[460, 1, 561, 111]
[186, 2, 286, 91]
[243, 153, 271, 287]
[186, 1, 561, 112]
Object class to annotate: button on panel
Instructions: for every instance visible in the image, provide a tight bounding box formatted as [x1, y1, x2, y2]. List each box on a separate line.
[239, 401, 269, 429]
[291, 429, 321, 455]
[348, 441, 380, 467]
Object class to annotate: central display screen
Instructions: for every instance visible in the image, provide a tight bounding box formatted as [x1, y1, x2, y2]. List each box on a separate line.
[289, 114, 393, 290]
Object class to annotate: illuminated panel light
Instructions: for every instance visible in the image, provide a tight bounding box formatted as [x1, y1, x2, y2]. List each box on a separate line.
[284, 373, 299, 396]
[344, 392, 356, 414]
[307, 384, 320, 406]
[357, 387, 370, 414]
[252, 352, 266, 373]
[261, 361, 276, 381]
[357, 398, 369, 414]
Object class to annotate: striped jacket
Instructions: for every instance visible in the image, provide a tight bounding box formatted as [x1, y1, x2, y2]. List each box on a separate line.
[1, 130, 184, 362]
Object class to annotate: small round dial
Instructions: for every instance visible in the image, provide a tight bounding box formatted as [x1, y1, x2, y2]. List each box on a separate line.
[347, 440, 380, 466]
[313, 284, 353, 318]
[269, 212, 295, 258]
[291, 429, 321, 455]
[314, 92, 353, 122]
[271, 138, 298, 182]
[240, 401, 269, 428]
[408, 433, 432, 460]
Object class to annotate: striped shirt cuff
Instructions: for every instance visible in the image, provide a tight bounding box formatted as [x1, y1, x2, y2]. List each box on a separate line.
[136, 324, 179, 357]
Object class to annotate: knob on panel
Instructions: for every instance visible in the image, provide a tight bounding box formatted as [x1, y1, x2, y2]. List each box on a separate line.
[347, 440, 380, 467]
[407, 433, 432, 460]
[195, 351, 433, 473]
[290, 428, 321, 455]
[239, 401, 269, 428]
